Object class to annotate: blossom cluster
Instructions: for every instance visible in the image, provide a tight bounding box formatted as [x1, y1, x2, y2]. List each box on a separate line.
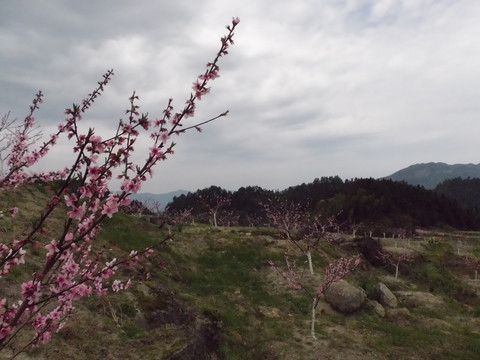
[0, 17, 239, 354]
[316, 255, 361, 295]
[268, 256, 302, 290]
[262, 197, 306, 240]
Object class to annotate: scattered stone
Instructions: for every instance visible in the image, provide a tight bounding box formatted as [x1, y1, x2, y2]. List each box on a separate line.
[385, 307, 411, 321]
[365, 299, 386, 317]
[324, 280, 367, 314]
[135, 282, 152, 297]
[134, 310, 148, 330]
[258, 306, 282, 318]
[394, 291, 444, 309]
[375, 282, 398, 308]
[423, 318, 452, 330]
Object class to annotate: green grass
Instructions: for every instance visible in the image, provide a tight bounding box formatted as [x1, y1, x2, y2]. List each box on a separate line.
[410, 306, 446, 319]
[359, 314, 448, 357]
[155, 230, 316, 357]
[412, 260, 477, 303]
[99, 212, 165, 250]
[182, 239, 277, 302]
[422, 240, 454, 261]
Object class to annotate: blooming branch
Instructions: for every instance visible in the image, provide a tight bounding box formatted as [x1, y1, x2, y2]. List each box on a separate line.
[0, 17, 240, 355]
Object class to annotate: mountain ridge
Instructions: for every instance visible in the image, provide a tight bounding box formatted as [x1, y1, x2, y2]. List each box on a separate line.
[382, 162, 480, 189]
[126, 162, 480, 208]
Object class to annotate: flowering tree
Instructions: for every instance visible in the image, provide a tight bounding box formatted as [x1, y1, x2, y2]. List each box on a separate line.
[463, 255, 480, 281]
[150, 202, 193, 234]
[0, 111, 42, 176]
[377, 249, 413, 279]
[0, 17, 240, 356]
[198, 190, 232, 227]
[269, 254, 360, 339]
[161, 206, 193, 233]
[299, 214, 337, 274]
[120, 199, 192, 233]
[263, 197, 336, 274]
[119, 199, 154, 217]
[262, 197, 305, 240]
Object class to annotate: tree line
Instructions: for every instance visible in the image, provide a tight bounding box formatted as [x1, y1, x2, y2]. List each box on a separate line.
[166, 176, 480, 232]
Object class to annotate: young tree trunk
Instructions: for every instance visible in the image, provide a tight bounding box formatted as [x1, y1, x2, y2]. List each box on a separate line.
[311, 297, 317, 340]
[306, 250, 314, 275]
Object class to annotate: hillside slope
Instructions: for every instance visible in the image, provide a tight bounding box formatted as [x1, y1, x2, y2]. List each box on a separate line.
[3, 208, 480, 359]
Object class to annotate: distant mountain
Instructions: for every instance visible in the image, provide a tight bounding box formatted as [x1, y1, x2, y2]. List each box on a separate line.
[127, 190, 189, 210]
[383, 162, 480, 189]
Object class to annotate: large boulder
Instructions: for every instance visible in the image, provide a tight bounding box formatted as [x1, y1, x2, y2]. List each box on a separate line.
[324, 280, 367, 314]
[375, 282, 398, 308]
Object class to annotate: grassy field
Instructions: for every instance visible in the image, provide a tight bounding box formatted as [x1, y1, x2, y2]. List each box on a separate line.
[1, 189, 480, 359]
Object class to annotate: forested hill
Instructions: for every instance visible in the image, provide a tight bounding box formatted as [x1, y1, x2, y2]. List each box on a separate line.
[434, 177, 480, 209]
[167, 176, 480, 232]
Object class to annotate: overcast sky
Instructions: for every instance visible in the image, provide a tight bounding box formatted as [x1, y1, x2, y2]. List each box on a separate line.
[1, 0, 480, 193]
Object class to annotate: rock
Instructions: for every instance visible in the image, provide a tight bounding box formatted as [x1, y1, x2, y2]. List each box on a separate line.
[385, 307, 411, 321]
[423, 318, 452, 330]
[365, 299, 386, 317]
[375, 282, 398, 308]
[135, 282, 154, 297]
[324, 280, 367, 314]
[134, 310, 148, 330]
[394, 291, 444, 309]
[258, 306, 282, 318]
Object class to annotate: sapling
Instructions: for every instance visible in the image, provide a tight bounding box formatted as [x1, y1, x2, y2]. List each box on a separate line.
[198, 192, 232, 227]
[262, 197, 305, 240]
[377, 249, 413, 279]
[269, 253, 360, 339]
[299, 214, 337, 275]
[263, 197, 336, 274]
[0, 111, 42, 176]
[463, 256, 480, 281]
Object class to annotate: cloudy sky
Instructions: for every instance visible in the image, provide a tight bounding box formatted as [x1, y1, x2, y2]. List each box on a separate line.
[1, 0, 480, 193]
